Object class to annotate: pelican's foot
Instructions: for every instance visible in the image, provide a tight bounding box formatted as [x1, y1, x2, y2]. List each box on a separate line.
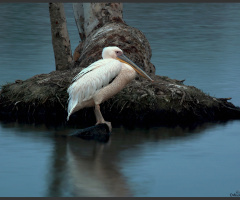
[96, 121, 112, 132]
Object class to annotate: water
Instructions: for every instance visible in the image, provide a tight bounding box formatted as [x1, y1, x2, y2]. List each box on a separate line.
[0, 3, 240, 197]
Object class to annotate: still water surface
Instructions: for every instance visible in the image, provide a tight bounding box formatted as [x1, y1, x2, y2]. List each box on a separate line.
[0, 3, 240, 197]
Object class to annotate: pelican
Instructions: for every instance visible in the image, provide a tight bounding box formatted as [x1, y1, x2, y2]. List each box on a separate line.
[67, 46, 153, 131]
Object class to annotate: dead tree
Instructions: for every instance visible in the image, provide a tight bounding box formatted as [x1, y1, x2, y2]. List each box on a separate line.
[72, 3, 156, 74]
[49, 3, 73, 71]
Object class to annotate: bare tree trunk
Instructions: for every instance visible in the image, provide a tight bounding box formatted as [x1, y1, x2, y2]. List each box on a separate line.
[72, 3, 85, 40]
[72, 3, 155, 74]
[49, 3, 73, 71]
[73, 3, 124, 40]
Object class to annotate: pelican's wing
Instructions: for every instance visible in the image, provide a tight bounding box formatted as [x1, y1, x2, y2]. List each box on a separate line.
[67, 59, 122, 120]
[72, 59, 106, 82]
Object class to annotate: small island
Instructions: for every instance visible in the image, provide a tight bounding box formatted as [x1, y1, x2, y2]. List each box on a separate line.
[1, 3, 240, 130]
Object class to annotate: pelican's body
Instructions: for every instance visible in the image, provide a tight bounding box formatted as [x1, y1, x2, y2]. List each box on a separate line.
[67, 46, 153, 130]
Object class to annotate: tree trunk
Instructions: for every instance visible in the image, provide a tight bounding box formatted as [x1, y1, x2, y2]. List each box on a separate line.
[73, 3, 124, 39]
[72, 3, 85, 40]
[72, 3, 156, 74]
[49, 3, 73, 71]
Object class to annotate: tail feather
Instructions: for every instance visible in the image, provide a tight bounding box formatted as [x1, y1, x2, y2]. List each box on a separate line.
[67, 98, 78, 121]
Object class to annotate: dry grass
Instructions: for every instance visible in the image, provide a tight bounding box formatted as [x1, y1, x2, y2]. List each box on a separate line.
[0, 68, 240, 126]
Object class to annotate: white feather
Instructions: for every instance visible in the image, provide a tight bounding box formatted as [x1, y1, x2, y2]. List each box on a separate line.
[67, 59, 122, 120]
[72, 59, 107, 82]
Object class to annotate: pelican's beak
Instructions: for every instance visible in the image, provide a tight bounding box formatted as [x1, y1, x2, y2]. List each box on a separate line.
[116, 54, 154, 82]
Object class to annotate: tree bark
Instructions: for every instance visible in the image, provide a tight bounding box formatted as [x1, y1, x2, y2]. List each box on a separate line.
[72, 3, 155, 75]
[49, 3, 73, 71]
[73, 3, 124, 39]
[72, 3, 85, 40]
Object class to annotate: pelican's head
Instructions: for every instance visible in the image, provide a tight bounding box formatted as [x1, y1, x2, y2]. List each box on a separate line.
[102, 46, 153, 82]
[102, 46, 123, 59]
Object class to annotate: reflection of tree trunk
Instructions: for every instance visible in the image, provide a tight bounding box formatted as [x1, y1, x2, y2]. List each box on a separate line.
[46, 136, 69, 197]
[49, 3, 73, 71]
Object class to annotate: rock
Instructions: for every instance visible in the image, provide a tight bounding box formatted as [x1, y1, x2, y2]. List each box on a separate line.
[69, 123, 111, 142]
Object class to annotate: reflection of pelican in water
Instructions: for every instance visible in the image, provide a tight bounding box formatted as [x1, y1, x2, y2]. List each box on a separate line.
[46, 124, 218, 197]
[67, 46, 153, 130]
[66, 139, 131, 197]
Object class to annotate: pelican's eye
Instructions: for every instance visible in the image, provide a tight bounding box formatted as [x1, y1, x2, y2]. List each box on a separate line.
[116, 51, 122, 56]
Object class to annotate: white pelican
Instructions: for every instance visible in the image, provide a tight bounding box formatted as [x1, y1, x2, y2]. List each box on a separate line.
[67, 46, 153, 131]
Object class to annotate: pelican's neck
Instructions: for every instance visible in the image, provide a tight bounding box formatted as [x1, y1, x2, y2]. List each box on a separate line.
[122, 62, 136, 72]
[121, 63, 137, 81]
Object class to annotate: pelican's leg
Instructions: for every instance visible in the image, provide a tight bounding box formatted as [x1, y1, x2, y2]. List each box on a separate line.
[94, 104, 112, 132]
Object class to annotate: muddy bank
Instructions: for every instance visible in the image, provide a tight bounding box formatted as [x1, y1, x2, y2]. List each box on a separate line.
[0, 69, 240, 127]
